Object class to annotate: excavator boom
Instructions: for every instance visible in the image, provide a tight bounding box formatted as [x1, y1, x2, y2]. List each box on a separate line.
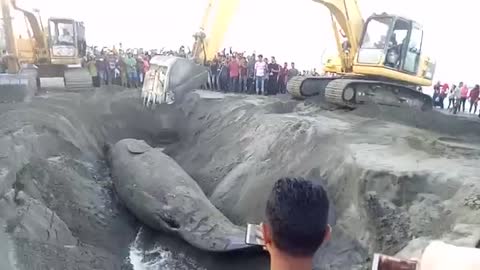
[10, 0, 47, 50]
[192, 0, 241, 64]
[313, 0, 364, 71]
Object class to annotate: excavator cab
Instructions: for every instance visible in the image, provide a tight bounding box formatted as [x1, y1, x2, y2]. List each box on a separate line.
[355, 14, 435, 84]
[40, 17, 91, 90]
[48, 18, 86, 66]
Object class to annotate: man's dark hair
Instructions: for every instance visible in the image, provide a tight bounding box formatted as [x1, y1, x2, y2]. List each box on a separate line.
[266, 177, 329, 257]
[475, 239, 480, 249]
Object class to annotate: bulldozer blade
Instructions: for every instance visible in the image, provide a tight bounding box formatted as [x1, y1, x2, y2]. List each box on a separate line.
[0, 73, 37, 103]
[142, 56, 208, 108]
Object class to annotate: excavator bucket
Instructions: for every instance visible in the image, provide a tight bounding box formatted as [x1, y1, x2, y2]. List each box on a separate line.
[142, 56, 208, 108]
[0, 69, 37, 103]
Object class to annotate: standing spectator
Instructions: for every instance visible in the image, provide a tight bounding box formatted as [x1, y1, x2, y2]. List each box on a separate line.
[106, 53, 117, 85]
[469, 84, 479, 114]
[440, 83, 449, 108]
[136, 56, 145, 85]
[239, 56, 248, 92]
[312, 68, 320, 76]
[287, 62, 299, 82]
[125, 53, 138, 88]
[267, 56, 280, 95]
[0, 49, 7, 73]
[118, 55, 128, 87]
[278, 62, 288, 94]
[218, 57, 229, 92]
[453, 82, 462, 114]
[209, 57, 219, 90]
[95, 55, 107, 85]
[228, 56, 240, 92]
[254, 54, 267, 95]
[142, 56, 150, 79]
[433, 87, 442, 108]
[460, 83, 469, 112]
[87, 56, 99, 87]
[447, 85, 456, 110]
[264, 57, 270, 94]
[247, 54, 256, 93]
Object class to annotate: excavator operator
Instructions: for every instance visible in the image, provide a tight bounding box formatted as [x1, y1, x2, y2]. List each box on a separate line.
[58, 28, 74, 45]
[385, 33, 400, 68]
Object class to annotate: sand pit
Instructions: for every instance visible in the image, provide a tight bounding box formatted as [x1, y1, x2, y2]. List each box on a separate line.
[169, 90, 480, 268]
[0, 87, 478, 269]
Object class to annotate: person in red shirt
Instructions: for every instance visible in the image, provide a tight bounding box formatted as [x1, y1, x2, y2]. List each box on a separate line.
[469, 84, 479, 114]
[439, 83, 449, 109]
[228, 56, 240, 92]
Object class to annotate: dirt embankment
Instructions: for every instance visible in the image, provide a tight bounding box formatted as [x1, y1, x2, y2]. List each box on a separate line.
[1, 86, 478, 270]
[168, 90, 480, 269]
[0, 87, 185, 270]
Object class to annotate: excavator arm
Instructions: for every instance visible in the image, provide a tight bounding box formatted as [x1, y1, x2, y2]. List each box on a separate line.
[10, 0, 47, 50]
[0, 0, 19, 72]
[191, 0, 241, 64]
[313, 0, 364, 72]
[192, 0, 363, 69]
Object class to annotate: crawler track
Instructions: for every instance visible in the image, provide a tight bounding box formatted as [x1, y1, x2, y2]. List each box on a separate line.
[287, 75, 433, 111]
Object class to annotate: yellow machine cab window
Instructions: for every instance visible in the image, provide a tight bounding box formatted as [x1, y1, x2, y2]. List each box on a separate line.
[357, 15, 424, 76]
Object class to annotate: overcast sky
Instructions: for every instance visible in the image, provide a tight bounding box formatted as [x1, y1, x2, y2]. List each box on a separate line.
[11, 0, 478, 85]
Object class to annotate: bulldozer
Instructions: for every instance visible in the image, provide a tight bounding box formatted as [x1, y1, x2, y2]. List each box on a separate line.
[142, 0, 436, 111]
[0, 0, 91, 100]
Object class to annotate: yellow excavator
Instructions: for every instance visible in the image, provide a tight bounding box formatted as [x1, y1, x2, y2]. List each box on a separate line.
[0, 0, 91, 94]
[142, 0, 436, 111]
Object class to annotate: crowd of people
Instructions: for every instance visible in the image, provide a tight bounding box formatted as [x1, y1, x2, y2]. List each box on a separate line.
[83, 45, 321, 97]
[432, 81, 480, 117]
[85, 47, 152, 89]
[204, 48, 320, 95]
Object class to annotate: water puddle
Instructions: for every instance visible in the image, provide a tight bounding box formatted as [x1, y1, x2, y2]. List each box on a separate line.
[129, 228, 206, 270]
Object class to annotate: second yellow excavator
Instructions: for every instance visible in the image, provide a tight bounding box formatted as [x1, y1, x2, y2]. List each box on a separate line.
[142, 0, 436, 111]
[0, 0, 91, 93]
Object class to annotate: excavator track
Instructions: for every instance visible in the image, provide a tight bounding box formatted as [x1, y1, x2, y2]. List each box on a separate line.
[287, 76, 334, 100]
[64, 68, 93, 91]
[288, 76, 433, 111]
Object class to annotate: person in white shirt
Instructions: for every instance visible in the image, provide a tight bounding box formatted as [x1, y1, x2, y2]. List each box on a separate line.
[447, 85, 456, 110]
[254, 54, 267, 95]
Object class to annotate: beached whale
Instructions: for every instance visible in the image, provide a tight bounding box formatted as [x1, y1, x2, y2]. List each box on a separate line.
[110, 139, 252, 252]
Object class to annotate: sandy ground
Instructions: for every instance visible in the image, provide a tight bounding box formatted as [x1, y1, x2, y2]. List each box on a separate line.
[0, 86, 478, 269]
[0, 86, 173, 270]
[169, 90, 480, 269]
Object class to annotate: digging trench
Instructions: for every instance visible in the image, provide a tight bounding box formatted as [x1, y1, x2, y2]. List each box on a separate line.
[0, 86, 479, 270]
